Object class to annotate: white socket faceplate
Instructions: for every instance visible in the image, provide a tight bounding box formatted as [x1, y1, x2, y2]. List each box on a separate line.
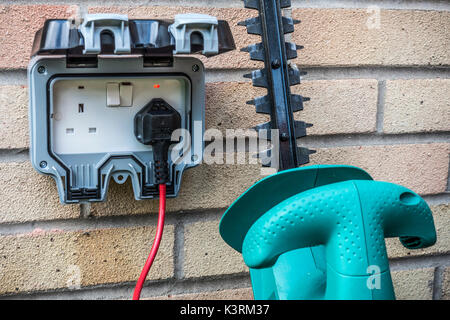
[50, 76, 189, 155]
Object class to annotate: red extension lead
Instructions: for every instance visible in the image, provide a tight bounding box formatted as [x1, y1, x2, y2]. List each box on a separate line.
[132, 183, 166, 300]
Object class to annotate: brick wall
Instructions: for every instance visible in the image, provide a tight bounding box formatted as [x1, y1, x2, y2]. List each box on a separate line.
[0, 0, 449, 300]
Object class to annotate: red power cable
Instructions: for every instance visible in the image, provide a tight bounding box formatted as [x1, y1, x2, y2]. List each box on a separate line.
[133, 183, 166, 300]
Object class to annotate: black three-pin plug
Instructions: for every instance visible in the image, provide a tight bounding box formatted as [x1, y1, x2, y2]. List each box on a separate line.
[134, 98, 181, 185]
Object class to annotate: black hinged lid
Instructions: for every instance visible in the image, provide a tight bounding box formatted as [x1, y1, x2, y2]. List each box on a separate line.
[31, 14, 235, 58]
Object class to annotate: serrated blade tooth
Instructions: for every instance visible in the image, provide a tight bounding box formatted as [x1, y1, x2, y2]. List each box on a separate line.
[243, 0, 259, 9]
[237, 17, 257, 27]
[242, 1, 295, 13]
[288, 65, 301, 86]
[282, 17, 295, 34]
[242, 0, 293, 12]
[241, 43, 264, 61]
[253, 95, 271, 114]
[296, 147, 314, 165]
[285, 42, 298, 60]
[251, 69, 268, 88]
[290, 94, 304, 112]
[280, 0, 292, 8]
[253, 122, 272, 140]
[294, 121, 309, 138]
[254, 124, 272, 142]
[292, 19, 301, 25]
[238, 17, 262, 35]
[296, 44, 304, 50]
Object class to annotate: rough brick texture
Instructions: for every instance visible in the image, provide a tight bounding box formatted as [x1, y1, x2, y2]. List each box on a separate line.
[206, 80, 378, 135]
[311, 143, 450, 195]
[384, 79, 450, 134]
[0, 225, 174, 295]
[391, 268, 435, 300]
[152, 288, 254, 300]
[184, 219, 248, 278]
[443, 268, 450, 300]
[0, 5, 75, 69]
[0, 161, 79, 224]
[0, 85, 29, 149]
[291, 9, 450, 67]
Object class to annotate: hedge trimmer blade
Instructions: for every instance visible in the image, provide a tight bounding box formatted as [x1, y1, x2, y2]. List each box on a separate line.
[240, 0, 315, 171]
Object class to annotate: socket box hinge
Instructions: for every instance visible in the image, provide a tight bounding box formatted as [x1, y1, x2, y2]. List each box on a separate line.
[169, 14, 219, 56]
[80, 14, 132, 54]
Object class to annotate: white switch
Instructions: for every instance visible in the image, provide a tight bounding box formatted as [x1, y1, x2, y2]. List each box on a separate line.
[106, 82, 120, 107]
[120, 83, 133, 107]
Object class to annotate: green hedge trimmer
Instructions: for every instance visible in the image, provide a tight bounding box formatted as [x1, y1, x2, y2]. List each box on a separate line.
[219, 0, 436, 300]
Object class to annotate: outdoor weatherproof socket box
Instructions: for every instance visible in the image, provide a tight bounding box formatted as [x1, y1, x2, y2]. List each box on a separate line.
[28, 14, 235, 203]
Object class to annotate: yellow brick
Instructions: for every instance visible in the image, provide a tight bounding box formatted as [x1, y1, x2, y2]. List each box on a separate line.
[0, 225, 174, 294]
[384, 79, 450, 134]
[206, 79, 378, 135]
[291, 9, 450, 67]
[392, 268, 434, 300]
[311, 143, 450, 195]
[0, 5, 75, 69]
[151, 288, 254, 300]
[184, 219, 248, 278]
[442, 267, 450, 300]
[0, 162, 79, 223]
[0, 85, 29, 149]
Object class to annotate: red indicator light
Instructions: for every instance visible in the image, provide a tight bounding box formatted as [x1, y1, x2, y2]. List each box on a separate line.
[154, 84, 160, 89]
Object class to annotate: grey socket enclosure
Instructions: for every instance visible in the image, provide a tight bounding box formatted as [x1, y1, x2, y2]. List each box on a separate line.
[28, 14, 235, 203]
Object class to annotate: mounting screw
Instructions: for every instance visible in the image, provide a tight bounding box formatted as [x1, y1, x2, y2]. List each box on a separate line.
[39, 161, 48, 168]
[271, 59, 281, 69]
[280, 132, 289, 141]
[191, 154, 198, 162]
[192, 64, 200, 72]
[37, 66, 46, 74]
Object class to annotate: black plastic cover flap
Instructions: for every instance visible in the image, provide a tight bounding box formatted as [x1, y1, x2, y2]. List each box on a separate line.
[30, 19, 235, 57]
